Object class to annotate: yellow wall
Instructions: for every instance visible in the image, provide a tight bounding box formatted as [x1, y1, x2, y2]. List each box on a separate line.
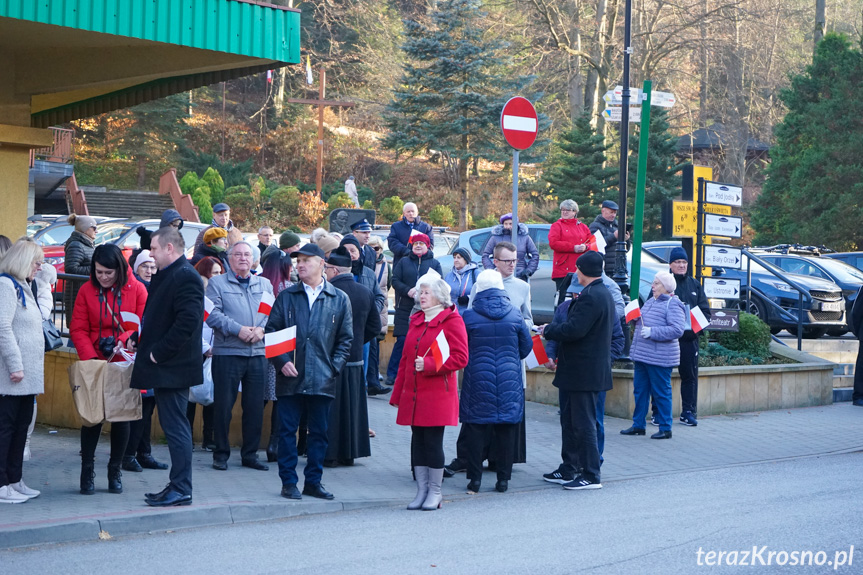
[0, 124, 53, 239]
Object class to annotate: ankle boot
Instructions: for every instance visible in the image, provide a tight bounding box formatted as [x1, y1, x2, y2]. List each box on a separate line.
[107, 464, 123, 494]
[266, 434, 279, 463]
[80, 460, 95, 495]
[407, 466, 429, 510]
[422, 468, 444, 511]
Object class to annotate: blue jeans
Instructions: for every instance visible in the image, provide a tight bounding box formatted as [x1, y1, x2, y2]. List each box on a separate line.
[277, 394, 333, 487]
[633, 362, 673, 432]
[385, 336, 406, 385]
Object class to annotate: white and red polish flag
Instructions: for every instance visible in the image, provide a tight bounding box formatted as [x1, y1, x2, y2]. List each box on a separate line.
[203, 296, 215, 321]
[690, 307, 710, 334]
[120, 312, 141, 333]
[593, 231, 607, 254]
[430, 331, 450, 371]
[524, 334, 550, 369]
[258, 291, 275, 316]
[625, 300, 641, 323]
[265, 326, 297, 359]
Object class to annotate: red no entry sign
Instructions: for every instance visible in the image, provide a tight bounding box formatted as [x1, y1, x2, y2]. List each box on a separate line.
[500, 97, 538, 150]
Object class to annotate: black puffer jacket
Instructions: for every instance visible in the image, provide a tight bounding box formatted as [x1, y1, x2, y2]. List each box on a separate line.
[589, 215, 630, 275]
[63, 230, 94, 327]
[392, 251, 442, 337]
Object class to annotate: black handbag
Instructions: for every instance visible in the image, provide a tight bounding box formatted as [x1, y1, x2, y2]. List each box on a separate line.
[43, 319, 63, 352]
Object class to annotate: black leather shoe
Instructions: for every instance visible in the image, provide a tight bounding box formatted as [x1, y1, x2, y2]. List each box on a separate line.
[212, 460, 228, 471]
[367, 385, 392, 396]
[323, 459, 338, 468]
[466, 479, 481, 493]
[443, 467, 455, 478]
[620, 426, 646, 436]
[145, 489, 192, 507]
[138, 454, 169, 470]
[145, 484, 172, 502]
[495, 479, 508, 493]
[302, 483, 334, 500]
[242, 459, 269, 471]
[281, 484, 301, 500]
[122, 457, 143, 472]
[651, 430, 672, 439]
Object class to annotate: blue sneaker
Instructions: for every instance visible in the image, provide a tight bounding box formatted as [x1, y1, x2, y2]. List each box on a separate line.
[679, 411, 698, 427]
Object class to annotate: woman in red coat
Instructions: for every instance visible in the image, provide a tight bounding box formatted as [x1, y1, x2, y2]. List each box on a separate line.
[390, 273, 468, 511]
[548, 199, 594, 293]
[70, 244, 148, 496]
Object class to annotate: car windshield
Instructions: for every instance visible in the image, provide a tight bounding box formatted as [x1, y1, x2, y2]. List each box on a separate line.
[27, 221, 52, 236]
[815, 257, 863, 282]
[36, 224, 74, 246]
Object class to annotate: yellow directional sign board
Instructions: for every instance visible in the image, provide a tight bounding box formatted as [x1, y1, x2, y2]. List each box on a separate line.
[671, 201, 732, 238]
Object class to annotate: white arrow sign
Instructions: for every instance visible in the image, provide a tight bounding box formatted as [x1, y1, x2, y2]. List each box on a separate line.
[703, 277, 741, 299]
[703, 245, 743, 269]
[603, 106, 641, 123]
[650, 91, 676, 108]
[705, 181, 743, 207]
[704, 214, 742, 238]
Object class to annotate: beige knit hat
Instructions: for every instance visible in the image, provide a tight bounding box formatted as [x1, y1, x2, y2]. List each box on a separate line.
[68, 213, 97, 233]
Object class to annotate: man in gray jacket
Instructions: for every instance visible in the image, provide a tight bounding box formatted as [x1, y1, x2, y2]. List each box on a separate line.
[206, 241, 274, 472]
[265, 244, 352, 501]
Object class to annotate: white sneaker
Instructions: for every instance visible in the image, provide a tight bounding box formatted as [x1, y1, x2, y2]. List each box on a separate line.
[0, 484, 29, 503]
[11, 480, 40, 499]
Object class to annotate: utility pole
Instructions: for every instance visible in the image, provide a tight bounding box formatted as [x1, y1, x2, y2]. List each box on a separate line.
[286, 68, 354, 199]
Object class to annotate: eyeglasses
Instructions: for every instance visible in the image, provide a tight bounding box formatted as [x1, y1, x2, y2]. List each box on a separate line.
[139, 263, 157, 271]
[495, 259, 517, 265]
[560, 208, 575, 213]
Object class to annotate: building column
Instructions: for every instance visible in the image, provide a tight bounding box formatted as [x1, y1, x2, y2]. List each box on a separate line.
[0, 124, 53, 239]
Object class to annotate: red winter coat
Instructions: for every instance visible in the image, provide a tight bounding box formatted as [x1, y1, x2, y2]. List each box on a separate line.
[70, 273, 148, 362]
[549, 217, 594, 279]
[390, 305, 469, 427]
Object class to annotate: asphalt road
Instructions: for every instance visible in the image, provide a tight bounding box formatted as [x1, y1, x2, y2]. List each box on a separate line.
[4, 452, 861, 574]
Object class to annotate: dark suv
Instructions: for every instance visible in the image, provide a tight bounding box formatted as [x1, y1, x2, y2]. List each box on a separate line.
[643, 241, 846, 338]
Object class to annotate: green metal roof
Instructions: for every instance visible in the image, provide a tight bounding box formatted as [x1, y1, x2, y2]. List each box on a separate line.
[0, 0, 300, 63]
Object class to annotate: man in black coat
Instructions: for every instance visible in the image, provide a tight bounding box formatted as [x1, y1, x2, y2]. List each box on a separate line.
[131, 227, 204, 507]
[850, 288, 863, 406]
[324, 248, 381, 465]
[540, 251, 614, 490]
[589, 200, 631, 276]
[668, 247, 711, 426]
[386, 202, 434, 269]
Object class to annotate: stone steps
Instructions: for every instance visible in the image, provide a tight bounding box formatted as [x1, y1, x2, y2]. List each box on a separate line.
[82, 189, 175, 220]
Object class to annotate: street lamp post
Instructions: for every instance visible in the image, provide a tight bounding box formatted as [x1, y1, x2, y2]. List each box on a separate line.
[613, 0, 634, 293]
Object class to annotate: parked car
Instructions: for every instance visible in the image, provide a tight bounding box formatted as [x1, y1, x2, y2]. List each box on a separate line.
[643, 241, 846, 338]
[755, 252, 863, 336]
[26, 214, 66, 237]
[437, 224, 665, 324]
[32, 216, 125, 252]
[370, 230, 459, 265]
[825, 252, 863, 274]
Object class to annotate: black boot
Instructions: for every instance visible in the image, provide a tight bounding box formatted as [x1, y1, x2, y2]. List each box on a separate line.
[266, 435, 278, 463]
[80, 460, 95, 495]
[108, 464, 123, 494]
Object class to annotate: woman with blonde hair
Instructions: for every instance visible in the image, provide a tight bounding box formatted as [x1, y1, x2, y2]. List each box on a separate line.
[0, 237, 46, 502]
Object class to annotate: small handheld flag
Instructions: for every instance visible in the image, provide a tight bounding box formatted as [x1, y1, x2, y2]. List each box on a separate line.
[204, 296, 215, 321]
[265, 326, 297, 359]
[690, 307, 710, 334]
[120, 312, 140, 333]
[593, 232, 607, 254]
[524, 334, 550, 369]
[429, 331, 450, 371]
[258, 291, 275, 316]
[625, 300, 641, 323]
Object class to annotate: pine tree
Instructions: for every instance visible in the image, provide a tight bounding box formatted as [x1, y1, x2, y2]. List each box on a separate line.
[751, 34, 863, 249]
[543, 115, 617, 223]
[382, 0, 539, 230]
[626, 107, 685, 240]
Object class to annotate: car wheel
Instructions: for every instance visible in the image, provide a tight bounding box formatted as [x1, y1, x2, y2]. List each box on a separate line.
[769, 327, 782, 335]
[737, 294, 767, 321]
[788, 325, 828, 339]
[826, 328, 849, 337]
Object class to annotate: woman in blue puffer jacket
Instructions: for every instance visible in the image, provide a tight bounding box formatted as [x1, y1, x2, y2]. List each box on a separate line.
[621, 271, 686, 440]
[460, 270, 532, 494]
[444, 247, 478, 315]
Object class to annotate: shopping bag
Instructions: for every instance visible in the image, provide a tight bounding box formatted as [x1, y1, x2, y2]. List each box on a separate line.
[189, 356, 214, 406]
[103, 350, 142, 422]
[68, 359, 106, 426]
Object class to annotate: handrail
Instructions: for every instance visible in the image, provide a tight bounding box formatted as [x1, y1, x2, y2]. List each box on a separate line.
[65, 173, 88, 216]
[159, 169, 200, 223]
[742, 248, 807, 351]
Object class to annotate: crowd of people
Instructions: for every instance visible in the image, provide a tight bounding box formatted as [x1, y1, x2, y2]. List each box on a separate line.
[0, 195, 712, 509]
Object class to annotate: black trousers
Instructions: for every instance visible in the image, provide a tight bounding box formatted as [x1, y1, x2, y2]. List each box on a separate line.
[854, 342, 863, 402]
[679, 338, 700, 414]
[125, 395, 156, 459]
[366, 338, 381, 387]
[81, 421, 129, 466]
[411, 426, 445, 468]
[212, 355, 266, 463]
[186, 402, 215, 445]
[559, 389, 601, 483]
[463, 422, 516, 481]
[0, 394, 34, 486]
[155, 388, 193, 496]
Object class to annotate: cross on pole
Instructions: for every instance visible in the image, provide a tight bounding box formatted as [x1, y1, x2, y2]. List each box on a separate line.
[286, 68, 355, 199]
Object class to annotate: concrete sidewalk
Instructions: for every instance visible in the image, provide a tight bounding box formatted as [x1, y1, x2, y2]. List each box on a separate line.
[2, 397, 862, 550]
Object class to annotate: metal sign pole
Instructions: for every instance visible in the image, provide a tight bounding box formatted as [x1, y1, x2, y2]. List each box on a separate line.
[512, 149, 519, 246]
[695, 177, 705, 284]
